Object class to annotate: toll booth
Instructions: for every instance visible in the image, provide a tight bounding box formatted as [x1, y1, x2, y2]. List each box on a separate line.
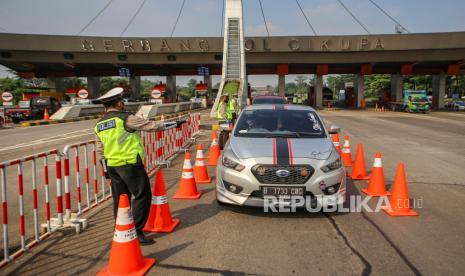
[307, 87, 335, 107]
[344, 87, 357, 107]
[195, 81, 209, 107]
[307, 87, 315, 106]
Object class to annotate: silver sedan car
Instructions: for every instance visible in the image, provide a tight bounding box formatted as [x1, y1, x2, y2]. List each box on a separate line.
[216, 104, 346, 209]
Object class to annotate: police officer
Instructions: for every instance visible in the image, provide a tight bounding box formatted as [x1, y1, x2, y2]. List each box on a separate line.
[95, 87, 178, 245]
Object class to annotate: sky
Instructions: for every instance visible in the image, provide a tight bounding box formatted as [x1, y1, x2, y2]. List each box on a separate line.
[1, 0, 464, 85]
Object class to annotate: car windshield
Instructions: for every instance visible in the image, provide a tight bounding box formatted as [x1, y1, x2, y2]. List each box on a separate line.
[234, 108, 325, 138]
[455, 102, 465, 106]
[253, 98, 287, 104]
[410, 94, 428, 103]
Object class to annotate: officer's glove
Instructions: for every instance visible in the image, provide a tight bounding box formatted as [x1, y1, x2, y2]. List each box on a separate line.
[100, 159, 110, 179]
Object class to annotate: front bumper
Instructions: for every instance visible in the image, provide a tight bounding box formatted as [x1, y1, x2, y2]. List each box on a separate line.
[216, 158, 347, 208]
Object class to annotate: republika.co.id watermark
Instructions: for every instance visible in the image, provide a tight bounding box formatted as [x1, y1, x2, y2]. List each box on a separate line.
[263, 195, 423, 213]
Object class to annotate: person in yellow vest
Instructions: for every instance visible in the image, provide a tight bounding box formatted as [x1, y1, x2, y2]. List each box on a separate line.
[94, 87, 179, 245]
[217, 96, 228, 122]
[227, 96, 239, 122]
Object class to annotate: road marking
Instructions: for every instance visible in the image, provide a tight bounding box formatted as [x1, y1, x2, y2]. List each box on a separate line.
[0, 129, 94, 152]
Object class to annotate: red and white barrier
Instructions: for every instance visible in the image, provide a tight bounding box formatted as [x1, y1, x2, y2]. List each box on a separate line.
[0, 111, 202, 268]
[63, 141, 112, 217]
[0, 150, 62, 267]
[141, 113, 200, 172]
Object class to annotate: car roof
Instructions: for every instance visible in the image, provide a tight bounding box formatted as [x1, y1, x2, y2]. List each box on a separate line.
[244, 104, 316, 112]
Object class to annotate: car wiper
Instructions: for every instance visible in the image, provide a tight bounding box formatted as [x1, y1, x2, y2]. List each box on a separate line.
[296, 132, 323, 137]
[265, 132, 300, 138]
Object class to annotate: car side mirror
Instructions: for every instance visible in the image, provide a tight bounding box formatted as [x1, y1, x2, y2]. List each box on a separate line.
[328, 125, 341, 134]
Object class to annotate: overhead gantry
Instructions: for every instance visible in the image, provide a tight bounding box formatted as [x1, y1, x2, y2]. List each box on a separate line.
[210, 0, 247, 118]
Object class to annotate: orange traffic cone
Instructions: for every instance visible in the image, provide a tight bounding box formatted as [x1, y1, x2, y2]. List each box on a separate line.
[194, 144, 211, 184]
[207, 131, 221, 166]
[341, 136, 353, 167]
[381, 106, 385, 112]
[350, 143, 370, 180]
[43, 108, 50, 120]
[174, 152, 202, 199]
[331, 133, 341, 154]
[98, 194, 155, 276]
[143, 170, 180, 233]
[382, 163, 418, 216]
[361, 152, 390, 196]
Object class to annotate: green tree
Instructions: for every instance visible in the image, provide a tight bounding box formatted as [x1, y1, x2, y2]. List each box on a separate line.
[294, 76, 309, 98]
[63, 77, 85, 90]
[141, 79, 157, 95]
[99, 77, 129, 95]
[187, 79, 197, 90]
[285, 82, 297, 95]
[326, 74, 354, 94]
[364, 74, 391, 98]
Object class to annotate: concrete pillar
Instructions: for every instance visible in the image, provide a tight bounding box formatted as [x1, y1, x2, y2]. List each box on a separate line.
[315, 75, 323, 108]
[355, 74, 364, 108]
[87, 76, 101, 99]
[130, 75, 141, 100]
[390, 74, 403, 102]
[432, 72, 446, 109]
[166, 75, 176, 102]
[278, 75, 285, 97]
[46, 77, 65, 93]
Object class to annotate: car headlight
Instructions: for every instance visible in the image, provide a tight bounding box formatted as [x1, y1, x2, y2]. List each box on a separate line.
[320, 150, 342, 173]
[222, 155, 245, 171]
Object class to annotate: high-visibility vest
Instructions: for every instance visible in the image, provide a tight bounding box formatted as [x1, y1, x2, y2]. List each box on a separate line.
[226, 99, 236, 120]
[293, 97, 298, 104]
[94, 111, 145, 167]
[297, 97, 303, 104]
[217, 102, 225, 119]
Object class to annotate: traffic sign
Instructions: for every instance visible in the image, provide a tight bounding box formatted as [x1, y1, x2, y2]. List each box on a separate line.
[77, 89, 89, 99]
[197, 66, 209, 76]
[345, 82, 354, 88]
[151, 89, 162, 99]
[119, 68, 130, 77]
[1, 91, 13, 102]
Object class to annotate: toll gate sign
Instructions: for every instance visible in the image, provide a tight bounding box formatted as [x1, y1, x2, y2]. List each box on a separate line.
[1, 91, 13, 102]
[78, 89, 89, 99]
[151, 89, 162, 99]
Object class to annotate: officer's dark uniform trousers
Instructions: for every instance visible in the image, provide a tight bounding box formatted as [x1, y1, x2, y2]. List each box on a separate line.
[107, 156, 151, 234]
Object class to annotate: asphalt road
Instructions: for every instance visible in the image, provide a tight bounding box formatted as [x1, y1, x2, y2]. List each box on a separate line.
[2, 110, 465, 275]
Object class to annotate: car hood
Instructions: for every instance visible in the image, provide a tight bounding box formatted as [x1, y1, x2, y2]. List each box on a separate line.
[230, 137, 333, 160]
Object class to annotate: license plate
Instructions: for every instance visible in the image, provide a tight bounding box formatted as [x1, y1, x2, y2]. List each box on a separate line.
[261, 186, 305, 198]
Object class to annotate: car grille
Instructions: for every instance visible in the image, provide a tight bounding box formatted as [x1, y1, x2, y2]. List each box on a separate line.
[251, 165, 314, 184]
